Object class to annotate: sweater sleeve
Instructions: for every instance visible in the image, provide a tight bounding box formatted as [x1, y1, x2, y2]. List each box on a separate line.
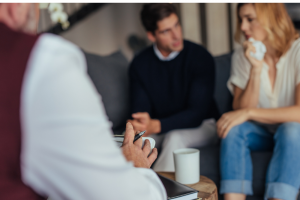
[159, 50, 215, 134]
[129, 59, 152, 115]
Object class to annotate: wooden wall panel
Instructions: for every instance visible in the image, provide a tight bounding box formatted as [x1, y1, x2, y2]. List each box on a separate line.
[206, 3, 230, 56]
[180, 3, 202, 44]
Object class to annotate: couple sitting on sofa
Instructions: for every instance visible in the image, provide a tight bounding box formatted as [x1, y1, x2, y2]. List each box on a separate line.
[132, 3, 300, 200]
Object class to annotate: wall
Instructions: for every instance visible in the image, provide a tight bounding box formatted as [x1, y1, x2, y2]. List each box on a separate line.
[205, 3, 230, 56]
[180, 3, 202, 45]
[230, 3, 242, 50]
[60, 4, 147, 60]
[39, 3, 239, 61]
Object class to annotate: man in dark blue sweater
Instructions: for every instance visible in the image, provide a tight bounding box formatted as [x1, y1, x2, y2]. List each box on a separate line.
[128, 3, 218, 172]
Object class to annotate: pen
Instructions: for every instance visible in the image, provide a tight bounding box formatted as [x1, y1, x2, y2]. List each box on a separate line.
[133, 130, 146, 143]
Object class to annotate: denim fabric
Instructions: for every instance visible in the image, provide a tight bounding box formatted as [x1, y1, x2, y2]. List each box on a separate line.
[220, 121, 300, 200]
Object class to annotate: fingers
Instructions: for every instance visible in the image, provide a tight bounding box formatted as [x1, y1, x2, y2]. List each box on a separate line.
[217, 126, 224, 138]
[134, 135, 143, 148]
[245, 45, 256, 57]
[243, 41, 254, 49]
[222, 124, 233, 139]
[147, 148, 158, 167]
[219, 121, 229, 138]
[132, 113, 150, 126]
[217, 126, 226, 138]
[218, 115, 240, 138]
[123, 122, 135, 144]
[128, 120, 146, 132]
[142, 139, 151, 156]
[143, 131, 151, 137]
[133, 122, 146, 132]
[132, 112, 147, 119]
[218, 121, 229, 137]
[223, 126, 229, 137]
[243, 40, 249, 49]
[217, 115, 229, 138]
[217, 112, 236, 138]
[243, 41, 256, 56]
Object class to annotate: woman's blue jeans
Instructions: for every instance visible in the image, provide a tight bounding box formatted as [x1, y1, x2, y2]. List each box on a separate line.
[220, 121, 300, 200]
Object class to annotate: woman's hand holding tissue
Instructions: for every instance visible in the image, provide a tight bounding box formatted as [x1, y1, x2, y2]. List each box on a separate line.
[243, 38, 266, 71]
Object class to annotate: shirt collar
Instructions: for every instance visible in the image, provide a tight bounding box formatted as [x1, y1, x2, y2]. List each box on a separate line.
[153, 43, 180, 61]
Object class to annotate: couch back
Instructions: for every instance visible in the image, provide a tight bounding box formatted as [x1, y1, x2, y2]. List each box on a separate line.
[84, 50, 233, 135]
[84, 51, 130, 135]
[213, 52, 233, 115]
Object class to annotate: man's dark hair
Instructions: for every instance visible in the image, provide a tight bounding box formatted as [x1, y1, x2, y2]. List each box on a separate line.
[141, 3, 178, 34]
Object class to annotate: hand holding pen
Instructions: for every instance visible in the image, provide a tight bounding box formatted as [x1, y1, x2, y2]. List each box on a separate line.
[133, 130, 146, 143]
[122, 122, 157, 168]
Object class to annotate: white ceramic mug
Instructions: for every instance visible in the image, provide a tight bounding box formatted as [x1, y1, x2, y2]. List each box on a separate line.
[173, 148, 200, 184]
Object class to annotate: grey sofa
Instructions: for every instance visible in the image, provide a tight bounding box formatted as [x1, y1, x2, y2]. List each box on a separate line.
[84, 51, 130, 135]
[83, 50, 299, 200]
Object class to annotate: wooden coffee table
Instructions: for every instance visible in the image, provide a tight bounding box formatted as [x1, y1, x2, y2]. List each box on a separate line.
[157, 172, 218, 200]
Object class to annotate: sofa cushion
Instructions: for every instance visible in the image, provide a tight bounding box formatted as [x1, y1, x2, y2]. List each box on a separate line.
[84, 51, 130, 135]
[213, 53, 233, 115]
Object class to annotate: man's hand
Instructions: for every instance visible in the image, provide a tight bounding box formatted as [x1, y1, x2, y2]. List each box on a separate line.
[217, 109, 250, 138]
[122, 122, 158, 168]
[127, 112, 161, 136]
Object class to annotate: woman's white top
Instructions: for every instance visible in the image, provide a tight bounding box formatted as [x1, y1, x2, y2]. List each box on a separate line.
[227, 38, 300, 108]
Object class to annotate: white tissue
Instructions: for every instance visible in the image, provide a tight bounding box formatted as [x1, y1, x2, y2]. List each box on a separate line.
[249, 37, 266, 60]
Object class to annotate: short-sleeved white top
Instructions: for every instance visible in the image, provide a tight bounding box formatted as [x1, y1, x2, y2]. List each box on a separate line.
[227, 38, 300, 108]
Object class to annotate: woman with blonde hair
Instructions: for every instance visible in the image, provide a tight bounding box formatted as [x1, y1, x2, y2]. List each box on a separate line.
[217, 3, 300, 200]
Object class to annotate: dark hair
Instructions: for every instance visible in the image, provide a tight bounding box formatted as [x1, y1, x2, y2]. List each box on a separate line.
[141, 3, 178, 34]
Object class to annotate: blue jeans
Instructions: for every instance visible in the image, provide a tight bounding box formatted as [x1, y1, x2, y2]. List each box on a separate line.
[220, 121, 300, 200]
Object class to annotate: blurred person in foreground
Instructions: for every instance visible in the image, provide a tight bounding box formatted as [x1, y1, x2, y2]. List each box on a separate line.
[217, 3, 300, 200]
[0, 3, 166, 200]
[128, 3, 219, 172]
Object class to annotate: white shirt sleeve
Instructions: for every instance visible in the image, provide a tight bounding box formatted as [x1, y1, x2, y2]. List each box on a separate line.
[20, 34, 166, 200]
[294, 41, 300, 86]
[227, 47, 251, 94]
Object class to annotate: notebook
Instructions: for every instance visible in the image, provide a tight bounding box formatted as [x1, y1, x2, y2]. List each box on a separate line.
[157, 173, 199, 200]
[113, 135, 155, 149]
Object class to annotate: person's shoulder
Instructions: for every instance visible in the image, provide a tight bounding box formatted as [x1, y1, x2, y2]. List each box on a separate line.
[182, 40, 215, 74]
[291, 37, 300, 47]
[183, 40, 213, 59]
[130, 45, 154, 68]
[230, 45, 251, 71]
[34, 33, 85, 69]
[37, 33, 81, 57]
[183, 40, 206, 52]
[133, 45, 154, 61]
[232, 46, 246, 62]
[183, 40, 207, 52]
[288, 37, 300, 54]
